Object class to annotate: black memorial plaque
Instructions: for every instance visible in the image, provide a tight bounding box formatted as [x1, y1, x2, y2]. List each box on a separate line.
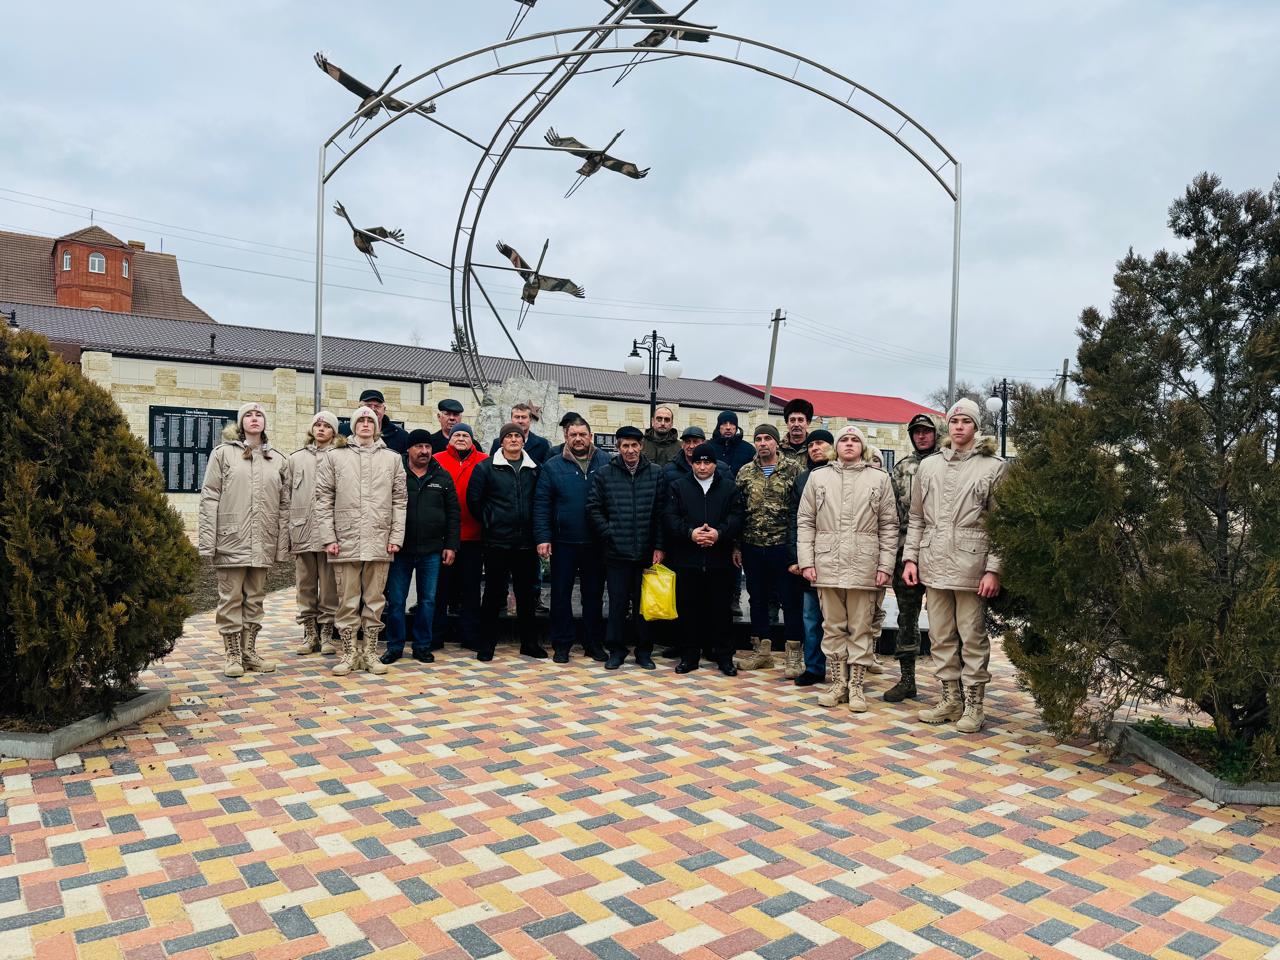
[149, 405, 237, 494]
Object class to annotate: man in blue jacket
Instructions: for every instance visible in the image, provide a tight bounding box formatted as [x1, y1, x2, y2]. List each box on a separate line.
[587, 426, 667, 670]
[535, 416, 610, 663]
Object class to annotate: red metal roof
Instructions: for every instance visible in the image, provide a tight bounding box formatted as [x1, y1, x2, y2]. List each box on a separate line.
[714, 376, 940, 424]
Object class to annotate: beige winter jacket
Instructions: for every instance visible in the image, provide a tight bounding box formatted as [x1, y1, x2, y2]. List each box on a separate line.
[796, 457, 898, 589]
[286, 438, 345, 554]
[315, 438, 407, 563]
[903, 435, 1005, 591]
[198, 429, 291, 568]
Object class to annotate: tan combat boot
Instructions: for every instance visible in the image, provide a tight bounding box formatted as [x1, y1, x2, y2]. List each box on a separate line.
[918, 680, 965, 724]
[241, 624, 277, 673]
[866, 655, 885, 675]
[295, 619, 320, 655]
[847, 663, 868, 713]
[735, 636, 775, 671]
[364, 625, 388, 675]
[319, 622, 337, 655]
[331, 627, 359, 676]
[955, 682, 987, 733]
[783, 640, 804, 679]
[221, 631, 245, 678]
[817, 654, 849, 707]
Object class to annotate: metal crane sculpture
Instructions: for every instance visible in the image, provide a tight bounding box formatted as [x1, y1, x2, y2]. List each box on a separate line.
[494, 240, 585, 328]
[544, 127, 650, 197]
[613, 2, 714, 86]
[332, 202, 404, 284]
[314, 53, 437, 134]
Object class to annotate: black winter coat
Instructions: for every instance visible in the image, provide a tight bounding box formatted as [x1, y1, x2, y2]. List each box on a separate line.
[489, 430, 552, 465]
[586, 455, 667, 563]
[664, 453, 731, 485]
[533, 447, 611, 545]
[709, 429, 754, 475]
[401, 456, 461, 555]
[787, 463, 828, 591]
[466, 452, 540, 549]
[664, 472, 743, 571]
[341, 415, 410, 454]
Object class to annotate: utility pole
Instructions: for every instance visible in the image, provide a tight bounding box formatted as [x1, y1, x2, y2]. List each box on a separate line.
[1059, 358, 1069, 401]
[761, 308, 784, 415]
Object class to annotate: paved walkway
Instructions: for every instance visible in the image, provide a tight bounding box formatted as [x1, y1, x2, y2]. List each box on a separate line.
[2, 590, 1278, 960]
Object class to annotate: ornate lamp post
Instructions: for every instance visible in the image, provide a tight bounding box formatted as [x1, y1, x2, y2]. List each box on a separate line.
[624, 330, 682, 420]
[985, 378, 1009, 458]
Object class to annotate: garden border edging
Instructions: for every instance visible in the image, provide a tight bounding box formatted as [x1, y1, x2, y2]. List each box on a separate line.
[0, 687, 171, 760]
[1108, 722, 1280, 806]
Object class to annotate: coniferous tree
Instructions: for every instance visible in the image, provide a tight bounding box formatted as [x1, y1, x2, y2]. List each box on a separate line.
[990, 174, 1280, 779]
[0, 329, 197, 722]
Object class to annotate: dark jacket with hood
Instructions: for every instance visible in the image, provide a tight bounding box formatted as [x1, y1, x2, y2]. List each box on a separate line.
[534, 445, 611, 545]
[586, 454, 667, 563]
[709, 428, 754, 476]
[489, 430, 552, 465]
[663, 470, 743, 572]
[787, 463, 828, 593]
[401, 455, 461, 555]
[466, 450, 540, 549]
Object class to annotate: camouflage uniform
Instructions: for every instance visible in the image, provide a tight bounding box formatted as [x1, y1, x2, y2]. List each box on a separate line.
[737, 456, 802, 547]
[736, 456, 804, 652]
[887, 445, 937, 655]
[779, 439, 810, 469]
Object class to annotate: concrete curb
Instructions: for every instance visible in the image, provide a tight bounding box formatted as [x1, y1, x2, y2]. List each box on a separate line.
[1109, 722, 1280, 806]
[0, 687, 171, 760]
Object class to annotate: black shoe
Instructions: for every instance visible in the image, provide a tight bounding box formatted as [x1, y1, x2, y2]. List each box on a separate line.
[476, 648, 494, 662]
[717, 659, 739, 677]
[675, 659, 699, 674]
[552, 649, 570, 664]
[635, 653, 656, 670]
[584, 643, 608, 662]
[411, 648, 435, 663]
[794, 670, 823, 687]
[605, 651, 626, 670]
[520, 643, 549, 659]
[660, 647, 681, 659]
[379, 649, 402, 665]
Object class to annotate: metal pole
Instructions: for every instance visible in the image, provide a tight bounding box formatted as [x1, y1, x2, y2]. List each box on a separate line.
[947, 162, 962, 407]
[648, 329, 658, 421]
[313, 143, 326, 413]
[999, 377, 1008, 458]
[1060, 358, 1069, 401]
[761, 308, 783, 415]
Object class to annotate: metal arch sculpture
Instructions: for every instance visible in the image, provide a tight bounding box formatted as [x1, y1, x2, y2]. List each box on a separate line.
[312, 15, 963, 410]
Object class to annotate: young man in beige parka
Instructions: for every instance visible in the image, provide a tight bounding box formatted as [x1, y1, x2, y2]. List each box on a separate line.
[316, 405, 408, 677]
[902, 397, 1005, 732]
[797, 425, 898, 711]
[198, 401, 291, 677]
[289, 410, 344, 658]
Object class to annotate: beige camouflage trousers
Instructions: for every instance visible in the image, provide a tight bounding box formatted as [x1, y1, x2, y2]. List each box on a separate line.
[295, 552, 338, 626]
[924, 587, 990, 687]
[817, 587, 878, 667]
[215, 566, 268, 635]
[333, 560, 391, 632]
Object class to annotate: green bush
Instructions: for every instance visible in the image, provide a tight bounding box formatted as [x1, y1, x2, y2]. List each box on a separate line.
[0, 328, 197, 723]
[989, 173, 1280, 782]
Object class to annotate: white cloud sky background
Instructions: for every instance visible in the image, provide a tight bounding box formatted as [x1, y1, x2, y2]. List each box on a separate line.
[3, 0, 1278, 406]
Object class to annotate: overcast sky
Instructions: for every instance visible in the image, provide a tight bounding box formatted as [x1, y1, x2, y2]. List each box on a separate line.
[4, 1, 1278, 406]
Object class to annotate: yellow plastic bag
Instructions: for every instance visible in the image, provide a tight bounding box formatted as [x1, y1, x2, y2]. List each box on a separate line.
[640, 563, 678, 621]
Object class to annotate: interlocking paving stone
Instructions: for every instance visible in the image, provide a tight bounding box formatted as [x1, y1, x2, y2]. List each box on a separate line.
[1, 587, 1278, 960]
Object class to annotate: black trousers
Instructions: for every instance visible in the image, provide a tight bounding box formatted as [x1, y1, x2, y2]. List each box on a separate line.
[480, 546, 539, 653]
[548, 542, 605, 652]
[605, 561, 651, 655]
[433, 540, 482, 648]
[674, 567, 735, 662]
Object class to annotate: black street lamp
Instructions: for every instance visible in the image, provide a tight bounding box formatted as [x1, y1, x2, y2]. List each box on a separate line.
[623, 330, 682, 420]
[985, 378, 1009, 458]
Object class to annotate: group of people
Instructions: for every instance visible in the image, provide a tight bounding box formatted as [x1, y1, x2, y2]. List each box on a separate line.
[198, 387, 1003, 732]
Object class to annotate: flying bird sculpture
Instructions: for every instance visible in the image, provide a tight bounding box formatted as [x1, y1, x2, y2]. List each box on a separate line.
[333, 202, 404, 284]
[544, 127, 650, 197]
[314, 53, 437, 134]
[494, 239, 585, 328]
[612, 1, 714, 86]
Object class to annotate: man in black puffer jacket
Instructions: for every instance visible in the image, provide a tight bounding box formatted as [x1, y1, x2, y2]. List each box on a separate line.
[467, 423, 543, 661]
[664, 443, 743, 676]
[587, 425, 667, 670]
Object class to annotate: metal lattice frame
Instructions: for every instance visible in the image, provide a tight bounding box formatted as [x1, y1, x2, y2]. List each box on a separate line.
[314, 15, 962, 409]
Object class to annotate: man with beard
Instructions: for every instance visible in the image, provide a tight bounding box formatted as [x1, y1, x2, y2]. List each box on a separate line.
[885, 412, 940, 702]
[535, 417, 610, 663]
[641, 406, 680, 467]
[709, 410, 755, 475]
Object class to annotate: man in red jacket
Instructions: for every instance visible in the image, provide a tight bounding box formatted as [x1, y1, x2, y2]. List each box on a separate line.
[433, 423, 483, 650]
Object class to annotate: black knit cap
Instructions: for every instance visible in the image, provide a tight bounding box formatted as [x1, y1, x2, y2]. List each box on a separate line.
[806, 428, 834, 446]
[406, 429, 433, 448]
[690, 442, 717, 463]
[498, 422, 524, 442]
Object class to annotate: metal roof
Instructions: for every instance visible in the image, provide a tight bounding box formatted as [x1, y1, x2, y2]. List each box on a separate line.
[3, 300, 781, 412]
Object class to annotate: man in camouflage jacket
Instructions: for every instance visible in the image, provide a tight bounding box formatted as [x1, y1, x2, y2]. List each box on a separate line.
[882, 412, 939, 701]
[733, 424, 804, 669]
